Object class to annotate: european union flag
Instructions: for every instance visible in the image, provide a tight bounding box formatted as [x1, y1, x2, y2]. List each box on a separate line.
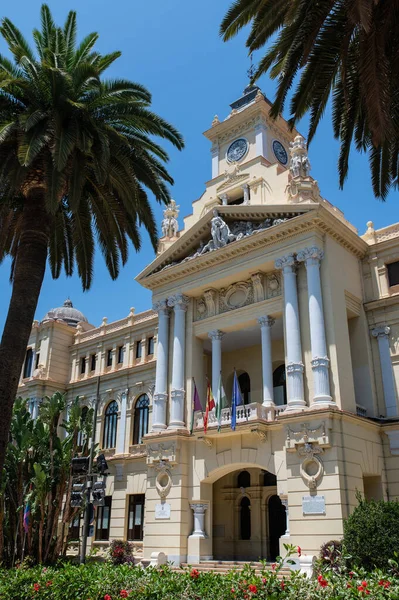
[231, 370, 243, 431]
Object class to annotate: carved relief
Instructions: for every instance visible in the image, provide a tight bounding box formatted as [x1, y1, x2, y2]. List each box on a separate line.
[147, 443, 177, 465]
[194, 271, 280, 321]
[161, 212, 294, 272]
[155, 460, 173, 499]
[220, 282, 253, 312]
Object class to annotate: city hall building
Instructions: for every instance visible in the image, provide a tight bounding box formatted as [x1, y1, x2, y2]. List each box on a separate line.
[18, 85, 399, 567]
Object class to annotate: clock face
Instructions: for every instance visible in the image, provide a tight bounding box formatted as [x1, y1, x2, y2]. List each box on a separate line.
[227, 138, 249, 163]
[272, 140, 288, 165]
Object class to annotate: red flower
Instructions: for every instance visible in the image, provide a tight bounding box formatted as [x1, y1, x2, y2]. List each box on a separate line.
[271, 563, 277, 570]
[280, 581, 285, 590]
[46, 581, 53, 587]
[349, 571, 354, 579]
[317, 575, 328, 588]
[297, 546, 302, 557]
[362, 581, 368, 588]
[120, 592, 128, 598]
[379, 580, 391, 589]
[262, 577, 267, 585]
[248, 584, 257, 594]
[190, 568, 200, 579]
[347, 583, 352, 589]
[104, 595, 112, 600]
[231, 588, 235, 594]
[33, 583, 41, 592]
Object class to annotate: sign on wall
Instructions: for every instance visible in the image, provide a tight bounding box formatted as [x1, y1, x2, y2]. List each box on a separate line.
[302, 495, 326, 515]
[155, 502, 171, 520]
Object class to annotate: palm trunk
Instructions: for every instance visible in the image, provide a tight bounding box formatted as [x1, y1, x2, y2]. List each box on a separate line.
[0, 190, 49, 477]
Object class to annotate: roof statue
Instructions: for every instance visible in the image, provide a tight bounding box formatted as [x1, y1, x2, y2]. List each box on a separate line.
[161, 199, 179, 238]
[289, 135, 311, 179]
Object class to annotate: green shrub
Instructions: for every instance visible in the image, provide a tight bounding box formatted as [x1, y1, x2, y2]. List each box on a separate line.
[108, 540, 135, 565]
[318, 539, 343, 573]
[0, 545, 398, 600]
[343, 496, 399, 569]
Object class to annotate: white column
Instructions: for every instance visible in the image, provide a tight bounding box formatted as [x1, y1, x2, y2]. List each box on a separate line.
[297, 246, 333, 407]
[208, 330, 224, 397]
[242, 184, 250, 205]
[257, 317, 275, 406]
[372, 326, 398, 417]
[275, 254, 305, 409]
[32, 397, 40, 420]
[281, 498, 290, 536]
[211, 144, 219, 179]
[152, 300, 170, 431]
[116, 389, 128, 454]
[189, 503, 208, 538]
[255, 122, 267, 158]
[168, 294, 190, 429]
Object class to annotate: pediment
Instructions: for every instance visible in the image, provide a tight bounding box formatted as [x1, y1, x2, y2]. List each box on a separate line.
[136, 205, 317, 286]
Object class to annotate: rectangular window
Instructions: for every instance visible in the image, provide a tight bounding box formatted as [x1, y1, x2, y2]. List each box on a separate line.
[95, 496, 112, 541]
[387, 261, 399, 287]
[106, 349, 113, 367]
[147, 336, 154, 356]
[117, 345, 125, 364]
[80, 357, 86, 374]
[90, 354, 96, 372]
[35, 353, 40, 370]
[23, 349, 33, 379]
[135, 341, 142, 359]
[127, 494, 145, 541]
[69, 514, 81, 540]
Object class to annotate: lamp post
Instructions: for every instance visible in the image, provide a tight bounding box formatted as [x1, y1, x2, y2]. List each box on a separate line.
[80, 376, 101, 564]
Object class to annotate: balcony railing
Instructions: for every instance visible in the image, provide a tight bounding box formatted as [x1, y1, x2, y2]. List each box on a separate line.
[194, 402, 285, 430]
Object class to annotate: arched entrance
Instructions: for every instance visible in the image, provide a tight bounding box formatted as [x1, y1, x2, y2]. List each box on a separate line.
[211, 467, 282, 561]
[268, 495, 287, 560]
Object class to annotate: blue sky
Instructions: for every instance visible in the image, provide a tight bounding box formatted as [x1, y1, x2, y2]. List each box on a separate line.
[0, 0, 397, 332]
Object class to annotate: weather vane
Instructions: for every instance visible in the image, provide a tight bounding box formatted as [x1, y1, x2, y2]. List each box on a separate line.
[247, 53, 256, 82]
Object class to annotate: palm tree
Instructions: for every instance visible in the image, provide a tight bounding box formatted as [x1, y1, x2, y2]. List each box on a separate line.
[0, 5, 184, 475]
[220, 0, 399, 198]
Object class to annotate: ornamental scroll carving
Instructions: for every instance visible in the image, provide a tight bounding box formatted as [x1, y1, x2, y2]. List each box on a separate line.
[194, 271, 281, 321]
[285, 421, 332, 490]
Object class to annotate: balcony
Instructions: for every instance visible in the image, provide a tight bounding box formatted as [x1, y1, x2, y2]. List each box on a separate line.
[194, 402, 286, 431]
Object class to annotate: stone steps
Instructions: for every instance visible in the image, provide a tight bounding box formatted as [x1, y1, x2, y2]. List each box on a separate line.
[176, 561, 291, 576]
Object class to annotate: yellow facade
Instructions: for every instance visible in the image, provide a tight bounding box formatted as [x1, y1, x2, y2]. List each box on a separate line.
[18, 85, 399, 567]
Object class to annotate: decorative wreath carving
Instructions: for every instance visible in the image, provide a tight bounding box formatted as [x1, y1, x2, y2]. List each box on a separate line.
[155, 460, 172, 499]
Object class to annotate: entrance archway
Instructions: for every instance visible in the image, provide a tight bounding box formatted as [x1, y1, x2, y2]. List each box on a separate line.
[268, 495, 287, 560]
[211, 467, 280, 561]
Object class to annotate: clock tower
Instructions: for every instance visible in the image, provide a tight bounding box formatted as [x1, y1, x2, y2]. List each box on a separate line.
[204, 84, 295, 181]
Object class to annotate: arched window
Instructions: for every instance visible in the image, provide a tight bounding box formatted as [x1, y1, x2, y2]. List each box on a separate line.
[263, 471, 277, 487]
[23, 348, 33, 379]
[240, 496, 251, 540]
[77, 406, 89, 448]
[237, 470, 251, 488]
[133, 394, 149, 445]
[103, 401, 118, 449]
[273, 365, 287, 406]
[238, 372, 251, 405]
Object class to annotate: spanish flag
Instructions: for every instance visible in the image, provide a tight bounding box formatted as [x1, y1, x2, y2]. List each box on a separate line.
[203, 377, 215, 434]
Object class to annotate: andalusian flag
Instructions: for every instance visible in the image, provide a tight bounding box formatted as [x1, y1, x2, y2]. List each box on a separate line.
[216, 373, 227, 432]
[203, 378, 215, 434]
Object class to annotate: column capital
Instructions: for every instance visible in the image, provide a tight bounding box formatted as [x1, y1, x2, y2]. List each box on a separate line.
[190, 502, 208, 514]
[372, 325, 391, 339]
[168, 294, 190, 311]
[153, 299, 170, 315]
[297, 246, 324, 265]
[257, 316, 275, 328]
[275, 253, 296, 272]
[208, 329, 225, 341]
[211, 144, 219, 157]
